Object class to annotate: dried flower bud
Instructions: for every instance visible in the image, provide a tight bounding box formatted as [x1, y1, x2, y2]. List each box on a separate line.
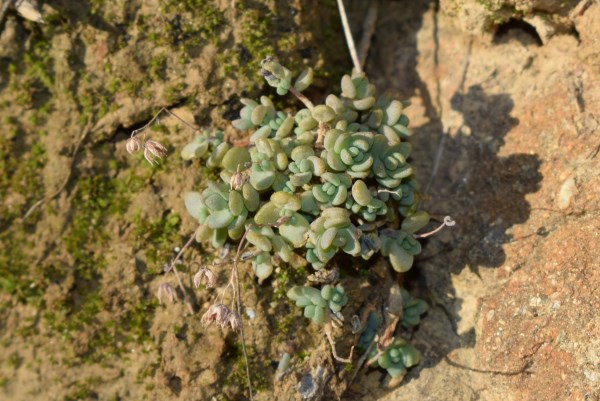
[227, 311, 243, 331]
[156, 283, 178, 305]
[260, 69, 278, 85]
[144, 140, 167, 165]
[229, 170, 248, 190]
[201, 303, 230, 327]
[126, 137, 142, 154]
[193, 267, 216, 289]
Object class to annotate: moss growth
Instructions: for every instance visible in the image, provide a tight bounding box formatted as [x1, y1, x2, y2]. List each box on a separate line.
[0, 128, 46, 306]
[7, 35, 55, 109]
[149, 53, 168, 81]
[133, 211, 182, 274]
[143, 0, 226, 55]
[164, 82, 187, 103]
[224, 341, 269, 394]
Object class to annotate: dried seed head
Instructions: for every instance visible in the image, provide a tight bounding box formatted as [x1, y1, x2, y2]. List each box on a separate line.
[227, 311, 243, 331]
[229, 170, 248, 191]
[126, 137, 142, 154]
[156, 283, 178, 305]
[201, 303, 230, 327]
[143, 140, 167, 165]
[193, 267, 216, 289]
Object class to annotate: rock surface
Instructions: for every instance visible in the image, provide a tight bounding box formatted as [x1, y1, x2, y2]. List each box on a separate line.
[360, 1, 600, 400]
[0, 0, 598, 400]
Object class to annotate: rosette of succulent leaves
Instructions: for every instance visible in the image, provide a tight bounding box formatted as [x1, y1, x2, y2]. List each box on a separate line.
[183, 57, 432, 378]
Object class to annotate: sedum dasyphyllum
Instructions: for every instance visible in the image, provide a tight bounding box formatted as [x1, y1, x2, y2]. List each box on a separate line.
[177, 57, 444, 380]
[183, 56, 431, 289]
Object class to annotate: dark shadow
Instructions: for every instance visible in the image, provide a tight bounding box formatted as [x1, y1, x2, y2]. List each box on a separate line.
[340, 0, 542, 399]
[47, 0, 120, 33]
[493, 18, 543, 47]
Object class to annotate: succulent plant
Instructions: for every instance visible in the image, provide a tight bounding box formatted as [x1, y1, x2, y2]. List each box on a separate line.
[400, 288, 428, 328]
[287, 284, 348, 325]
[260, 56, 294, 96]
[320, 284, 348, 313]
[321, 130, 374, 178]
[287, 145, 327, 189]
[181, 57, 435, 340]
[312, 172, 352, 208]
[340, 71, 376, 111]
[306, 208, 361, 270]
[370, 339, 421, 378]
[357, 311, 381, 350]
[345, 179, 388, 222]
[181, 130, 225, 161]
[369, 95, 412, 143]
[380, 230, 422, 273]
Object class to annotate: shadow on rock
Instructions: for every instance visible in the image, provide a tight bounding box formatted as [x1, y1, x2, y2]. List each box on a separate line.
[345, 0, 542, 398]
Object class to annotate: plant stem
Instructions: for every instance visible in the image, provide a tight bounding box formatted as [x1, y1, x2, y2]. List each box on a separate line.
[167, 226, 202, 315]
[232, 227, 254, 400]
[416, 216, 455, 238]
[337, 0, 362, 73]
[289, 87, 314, 109]
[132, 107, 199, 139]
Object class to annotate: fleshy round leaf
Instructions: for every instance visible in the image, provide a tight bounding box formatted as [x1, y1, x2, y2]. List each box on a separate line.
[271, 191, 301, 211]
[389, 243, 414, 273]
[311, 105, 336, 123]
[228, 190, 245, 216]
[254, 260, 273, 283]
[352, 180, 373, 206]
[313, 306, 325, 324]
[254, 202, 280, 226]
[386, 364, 406, 378]
[181, 140, 209, 160]
[242, 183, 260, 212]
[294, 67, 314, 92]
[207, 209, 235, 229]
[279, 213, 309, 248]
[184, 191, 204, 221]
[401, 211, 430, 233]
[247, 229, 273, 252]
[341, 75, 356, 99]
[222, 147, 251, 173]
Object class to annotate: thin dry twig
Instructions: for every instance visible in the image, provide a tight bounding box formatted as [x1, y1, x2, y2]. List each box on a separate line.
[131, 107, 199, 139]
[289, 86, 315, 109]
[337, 0, 361, 73]
[232, 226, 254, 400]
[164, 226, 202, 315]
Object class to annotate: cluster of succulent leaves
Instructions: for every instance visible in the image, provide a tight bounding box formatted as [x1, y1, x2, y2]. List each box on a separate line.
[182, 56, 431, 380]
[287, 284, 348, 325]
[356, 290, 427, 378]
[369, 339, 421, 378]
[400, 288, 428, 327]
[184, 56, 430, 276]
[183, 56, 430, 295]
